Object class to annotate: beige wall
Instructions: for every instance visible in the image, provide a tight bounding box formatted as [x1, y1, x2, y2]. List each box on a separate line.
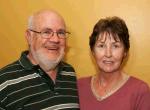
[0, 0, 150, 84]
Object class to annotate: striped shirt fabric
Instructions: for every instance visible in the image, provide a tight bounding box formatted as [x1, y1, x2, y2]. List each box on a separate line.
[0, 51, 80, 110]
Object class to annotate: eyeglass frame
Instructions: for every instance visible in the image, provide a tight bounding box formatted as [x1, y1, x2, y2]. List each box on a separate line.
[29, 28, 70, 39]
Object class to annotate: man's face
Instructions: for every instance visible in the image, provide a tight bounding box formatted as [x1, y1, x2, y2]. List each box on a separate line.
[26, 12, 66, 71]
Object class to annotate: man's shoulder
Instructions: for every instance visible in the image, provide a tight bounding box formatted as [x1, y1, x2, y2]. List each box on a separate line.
[61, 61, 73, 67]
[0, 60, 21, 76]
[60, 61, 75, 72]
[58, 61, 77, 78]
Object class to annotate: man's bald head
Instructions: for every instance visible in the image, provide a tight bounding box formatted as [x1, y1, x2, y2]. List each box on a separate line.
[28, 9, 66, 30]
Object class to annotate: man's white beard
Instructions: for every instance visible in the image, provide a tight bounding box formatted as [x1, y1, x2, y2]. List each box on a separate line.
[31, 48, 64, 72]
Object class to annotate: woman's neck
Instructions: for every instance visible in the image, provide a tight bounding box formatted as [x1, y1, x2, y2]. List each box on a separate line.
[91, 71, 129, 101]
[97, 70, 123, 86]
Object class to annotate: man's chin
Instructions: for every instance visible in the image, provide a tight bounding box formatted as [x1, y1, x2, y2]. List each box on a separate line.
[40, 60, 59, 72]
[32, 48, 65, 71]
[38, 55, 64, 72]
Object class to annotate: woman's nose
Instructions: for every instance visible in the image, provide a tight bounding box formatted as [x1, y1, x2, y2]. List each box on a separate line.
[105, 47, 112, 58]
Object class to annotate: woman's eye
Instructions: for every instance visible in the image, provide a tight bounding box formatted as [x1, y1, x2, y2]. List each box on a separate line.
[97, 44, 105, 48]
[113, 45, 119, 48]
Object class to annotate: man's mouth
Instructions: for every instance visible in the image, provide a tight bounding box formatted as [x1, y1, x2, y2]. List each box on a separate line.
[45, 46, 59, 51]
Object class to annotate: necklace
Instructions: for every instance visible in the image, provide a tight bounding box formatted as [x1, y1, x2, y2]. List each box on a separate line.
[91, 73, 129, 101]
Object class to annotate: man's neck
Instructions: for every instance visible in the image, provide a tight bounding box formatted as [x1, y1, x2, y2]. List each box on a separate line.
[27, 52, 38, 65]
[46, 69, 57, 83]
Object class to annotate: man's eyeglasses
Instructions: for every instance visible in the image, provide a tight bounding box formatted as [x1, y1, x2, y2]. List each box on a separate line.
[29, 29, 70, 39]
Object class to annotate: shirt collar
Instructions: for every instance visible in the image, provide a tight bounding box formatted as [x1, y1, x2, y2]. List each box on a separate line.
[19, 50, 35, 70]
[19, 50, 64, 71]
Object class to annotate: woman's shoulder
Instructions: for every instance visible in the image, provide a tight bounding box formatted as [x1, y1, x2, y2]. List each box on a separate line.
[77, 76, 93, 93]
[129, 76, 149, 86]
[78, 76, 92, 84]
[128, 76, 150, 92]
[77, 76, 93, 88]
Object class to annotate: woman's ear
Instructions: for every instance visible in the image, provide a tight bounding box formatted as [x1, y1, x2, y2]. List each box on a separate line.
[123, 51, 128, 58]
[91, 50, 96, 58]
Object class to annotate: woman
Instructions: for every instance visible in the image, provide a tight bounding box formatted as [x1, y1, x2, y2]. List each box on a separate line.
[78, 16, 150, 110]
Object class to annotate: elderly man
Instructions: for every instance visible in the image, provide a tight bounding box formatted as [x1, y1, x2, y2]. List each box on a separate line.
[0, 10, 79, 110]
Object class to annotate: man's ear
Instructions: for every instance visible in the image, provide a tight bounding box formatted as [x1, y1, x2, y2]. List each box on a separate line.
[25, 30, 32, 45]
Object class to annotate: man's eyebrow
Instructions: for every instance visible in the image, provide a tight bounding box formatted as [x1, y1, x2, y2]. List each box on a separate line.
[57, 29, 66, 31]
[42, 28, 53, 31]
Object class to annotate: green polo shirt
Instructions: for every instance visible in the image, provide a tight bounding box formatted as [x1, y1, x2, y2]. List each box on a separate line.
[0, 51, 79, 110]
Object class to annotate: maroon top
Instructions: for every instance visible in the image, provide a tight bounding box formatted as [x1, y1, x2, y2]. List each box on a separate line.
[78, 76, 150, 110]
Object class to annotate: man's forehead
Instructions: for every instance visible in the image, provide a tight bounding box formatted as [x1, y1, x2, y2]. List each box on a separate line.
[32, 10, 66, 30]
[33, 10, 62, 18]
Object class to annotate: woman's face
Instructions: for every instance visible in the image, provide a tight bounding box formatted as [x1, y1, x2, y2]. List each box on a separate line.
[93, 32, 127, 74]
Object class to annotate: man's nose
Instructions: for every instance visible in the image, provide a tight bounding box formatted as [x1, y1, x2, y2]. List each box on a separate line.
[49, 32, 59, 42]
